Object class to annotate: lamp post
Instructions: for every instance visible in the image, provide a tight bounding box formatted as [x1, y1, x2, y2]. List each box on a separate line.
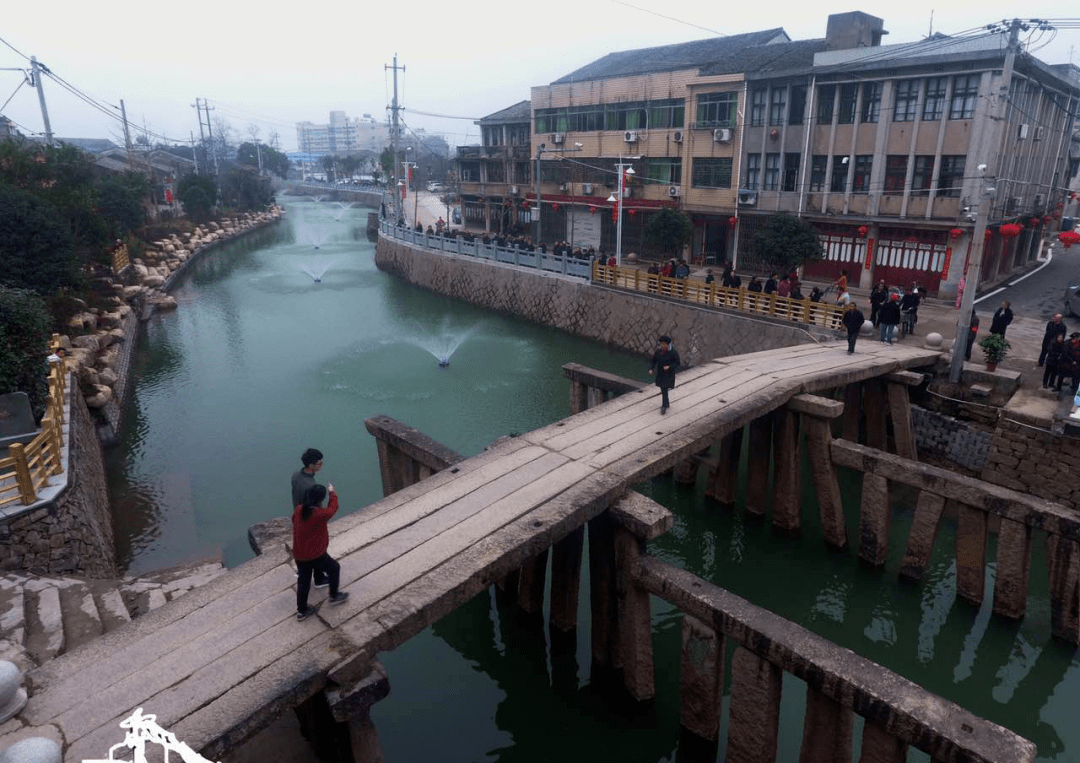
[535, 142, 584, 248]
[607, 157, 635, 266]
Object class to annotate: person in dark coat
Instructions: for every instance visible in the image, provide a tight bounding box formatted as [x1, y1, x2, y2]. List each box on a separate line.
[842, 301, 865, 353]
[1039, 314, 1068, 366]
[1057, 333, 1080, 392]
[648, 335, 680, 414]
[721, 262, 734, 288]
[990, 300, 1013, 336]
[1044, 333, 1067, 389]
[869, 281, 888, 326]
[764, 273, 778, 294]
[747, 276, 763, 293]
[965, 312, 980, 361]
[878, 293, 901, 344]
[809, 286, 823, 303]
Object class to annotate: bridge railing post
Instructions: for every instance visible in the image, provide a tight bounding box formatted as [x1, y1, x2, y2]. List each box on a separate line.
[787, 394, 846, 549]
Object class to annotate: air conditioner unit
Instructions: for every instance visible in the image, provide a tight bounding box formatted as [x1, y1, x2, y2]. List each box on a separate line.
[1018, 124, 1029, 140]
[668, 185, 681, 197]
[1034, 126, 1045, 141]
[737, 189, 758, 206]
[622, 187, 632, 199]
[582, 183, 594, 195]
[1034, 194, 1044, 208]
[624, 131, 639, 143]
[714, 128, 732, 143]
[672, 130, 684, 143]
[559, 183, 568, 192]
[510, 186, 519, 196]
[1006, 196, 1020, 214]
[551, 133, 565, 145]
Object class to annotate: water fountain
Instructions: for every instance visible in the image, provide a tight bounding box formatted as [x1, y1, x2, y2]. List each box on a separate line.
[299, 257, 336, 283]
[404, 319, 479, 368]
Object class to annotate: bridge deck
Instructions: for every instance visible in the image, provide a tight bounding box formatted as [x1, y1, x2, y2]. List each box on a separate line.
[19, 341, 941, 759]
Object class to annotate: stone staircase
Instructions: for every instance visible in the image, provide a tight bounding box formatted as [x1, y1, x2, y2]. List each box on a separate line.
[0, 559, 227, 672]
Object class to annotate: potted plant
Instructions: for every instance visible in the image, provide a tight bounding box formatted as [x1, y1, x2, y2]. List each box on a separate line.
[979, 333, 1011, 371]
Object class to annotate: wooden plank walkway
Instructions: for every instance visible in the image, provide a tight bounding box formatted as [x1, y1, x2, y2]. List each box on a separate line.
[16, 341, 941, 760]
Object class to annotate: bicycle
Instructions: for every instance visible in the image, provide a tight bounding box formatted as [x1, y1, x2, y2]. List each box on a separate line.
[899, 309, 917, 340]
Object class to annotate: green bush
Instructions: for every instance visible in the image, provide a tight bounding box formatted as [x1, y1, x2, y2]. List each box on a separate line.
[753, 214, 823, 274]
[0, 183, 81, 294]
[177, 173, 218, 222]
[0, 286, 52, 420]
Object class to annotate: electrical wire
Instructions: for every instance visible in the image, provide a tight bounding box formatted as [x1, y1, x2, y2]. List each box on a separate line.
[609, 0, 726, 38]
[0, 78, 26, 114]
[0, 34, 30, 62]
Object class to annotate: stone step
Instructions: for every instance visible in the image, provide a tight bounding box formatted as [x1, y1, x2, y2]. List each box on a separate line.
[58, 582, 103, 653]
[90, 583, 132, 632]
[0, 577, 26, 647]
[23, 586, 64, 664]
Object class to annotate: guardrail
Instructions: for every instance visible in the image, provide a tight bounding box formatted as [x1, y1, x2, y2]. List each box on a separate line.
[0, 356, 67, 509]
[112, 243, 130, 274]
[379, 220, 592, 278]
[592, 264, 846, 329]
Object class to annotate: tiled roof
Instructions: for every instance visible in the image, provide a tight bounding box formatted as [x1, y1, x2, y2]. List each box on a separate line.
[704, 38, 827, 77]
[551, 28, 789, 83]
[479, 100, 531, 124]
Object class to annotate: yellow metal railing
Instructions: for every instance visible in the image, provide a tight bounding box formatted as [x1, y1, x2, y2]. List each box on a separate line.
[0, 347, 67, 509]
[112, 243, 130, 273]
[592, 264, 845, 330]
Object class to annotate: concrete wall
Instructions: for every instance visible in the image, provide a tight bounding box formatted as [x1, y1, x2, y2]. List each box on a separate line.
[375, 237, 832, 364]
[910, 405, 993, 473]
[0, 391, 116, 577]
[982, 415, 1080, 512]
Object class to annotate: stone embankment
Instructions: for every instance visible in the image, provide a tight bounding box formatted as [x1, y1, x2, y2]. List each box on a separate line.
[57, 208, 282, 413]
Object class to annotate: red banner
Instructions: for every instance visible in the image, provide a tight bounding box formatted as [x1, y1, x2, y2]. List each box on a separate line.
[863, 238, 875, 269]
[940, 246, 953, 277]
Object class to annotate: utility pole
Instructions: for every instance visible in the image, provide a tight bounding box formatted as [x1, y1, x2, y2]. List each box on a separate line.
[192, 99, 218, 175]
[949, 18, 1022, 383]
[386, 54, 404, 221]
[190, 132, 199, 175]
[30, 57, 53, 146]
[120, 99, 133, 164]
[204, 101, 219, 175]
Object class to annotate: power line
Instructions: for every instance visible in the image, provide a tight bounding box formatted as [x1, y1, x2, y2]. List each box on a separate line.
[0, 34, 30, 62]
[610, 0, 725, 37]
[0, 78, 26, 114]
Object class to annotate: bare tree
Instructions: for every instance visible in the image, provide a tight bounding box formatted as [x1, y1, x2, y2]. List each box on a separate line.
[246, 123, 261, 145]
[268, 130, 280, 150]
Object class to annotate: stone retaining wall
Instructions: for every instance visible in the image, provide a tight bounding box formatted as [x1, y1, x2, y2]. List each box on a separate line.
[981, 414, 1080, 512]
[0, 391, 116, 577]
[375, 236, 835, 363]
[98, 310, 140, 445]
[910, 405, 994, 472]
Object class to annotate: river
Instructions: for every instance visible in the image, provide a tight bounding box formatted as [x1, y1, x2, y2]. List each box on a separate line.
[107, 198, 1079, 762]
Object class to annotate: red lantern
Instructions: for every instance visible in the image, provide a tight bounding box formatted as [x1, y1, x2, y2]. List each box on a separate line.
[949, 228, 963, 239]
[611, 209, 618, 223]
[985, 229, 993, 240]
[589, 205, 597, 214]
[857, 225, 869, 238]
[628, 208, 636, 217]
[1059, 230, 1080, 249]
[728, 216, 738, 229]
[552, 203, 560, 212]
[1029, 217, 1041, 227]
[521, 200, 530, 209]
[999, 223, 1022, 238]
[1043, 215, 1053, 224]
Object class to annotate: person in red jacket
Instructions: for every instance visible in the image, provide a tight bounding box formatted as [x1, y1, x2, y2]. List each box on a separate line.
[293, 483, 349, 620]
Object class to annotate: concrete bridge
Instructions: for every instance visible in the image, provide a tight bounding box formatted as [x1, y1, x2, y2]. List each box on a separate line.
[8, 341, 1051, 762]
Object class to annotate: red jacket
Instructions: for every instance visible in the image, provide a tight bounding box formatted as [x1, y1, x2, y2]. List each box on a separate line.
[292, 492, 339, 562]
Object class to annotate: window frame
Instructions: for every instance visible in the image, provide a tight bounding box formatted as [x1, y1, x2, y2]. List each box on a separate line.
[810, 155, 827, 191]
[750, 89, 767, 127]
[782, 152, 801, 192]
[884, 155, 907, 194]
[830, 156, 849, 193]
[745, 154, 761, 190]
[838, 84, 858, 124]
[937, 155, 966, 197]
[691, 157, 734, 189]
[949, 75, 979, 120]
[763, 153, 780, 191]
[852, 155, 872, 193]
[861, 82, 882, 123]
[817, 85, 836, 124]
[697, 92, 738, 128]
[923, 77, 948, 121]
[769, 88, 787, 126]
[893, 80, 919, 122]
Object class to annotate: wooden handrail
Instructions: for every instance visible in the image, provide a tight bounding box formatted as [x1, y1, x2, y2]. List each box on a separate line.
[0, 361, 68, 508]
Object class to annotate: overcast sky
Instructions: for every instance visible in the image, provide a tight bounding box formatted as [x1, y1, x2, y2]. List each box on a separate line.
[2, 1, 1078, 153]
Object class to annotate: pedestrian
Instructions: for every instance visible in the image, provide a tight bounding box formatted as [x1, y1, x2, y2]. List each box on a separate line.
[1044, 333, 1066, 389]
[777, 274, 792, 298]
[764, 273, 778, 294]
[869, 281, 887, 326]
[647, 262, 660, 292]
[990, 300, 1013, 336]
[790, 283, 804, 300]
[747, 276, 763, 293]
[662, 259, 674, 278]
[809, 286, 823, 303]
[842, 301, 865, 354]
[879, 293, 901, 344]
[900, 285, 921, 335]
[965, 312, 980, 361]
[1038, 313, 1068, 366]
[1058, 333, 1080, 392]
[648, 335, 680, 414]
[833, 269, 849, 295]
[836, 289, 851, 307]
[293, 483, 350, 620]
[292, 448, 330, 588]
[721, 261, 734, 288]
[704, 269, 715, 285]
[607, 255, 617, 267]
[674, 260, 690, 279]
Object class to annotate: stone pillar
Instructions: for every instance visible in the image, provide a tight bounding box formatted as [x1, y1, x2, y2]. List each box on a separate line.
[589, 513, 618, 668]
[858, 721, 907, 763]
[799, 686, 853, 763]
[674, 450, 708, 485]
[771, 409, 801, 535]
[885, 382, 917, 461]
[746, 415, 773, 517]
[1047, 534, 1080, 644]
[898, 493, 946, 581]
[802, 416, 847, 549]
[587, 387, 608, 409]
[858, 472, 891, 567]
[549, 526, 585, 632]
[614, 526, 654, 701]
[863, 380, 887, 451]
[993, 518, 1032, 620]
[325, 662, 391, 763]
[955, 504, 988, 605]
[842, 384, 862, 442]
[725, 647, 781, 763]
[705, 429, 743, 505]
[570, 381, 589, 415]
[517, 548, 549, 616]
[679, 616, 724, 742]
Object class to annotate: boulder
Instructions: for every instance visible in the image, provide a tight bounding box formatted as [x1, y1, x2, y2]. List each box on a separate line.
[116, 304, 132, 318]
[66, 347, 94, 371]
[58, 335, 73, 351]
[122, 285, 144, 301]
[99, 312, 122, 329]
[97, 367, 119, 387]
[85, 384, 113, 409]
[77, 366, 99, 386]
[143, 275, 165, 288]
[71, 334, 100, 353]
[132, 263, 149, 279]
[95, 332, 115, 350]
[151, 294, 178, 311]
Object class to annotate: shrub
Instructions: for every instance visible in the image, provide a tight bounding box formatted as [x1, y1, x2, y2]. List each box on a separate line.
[0, 286, 52, 419]
[0, 184, 80, 294]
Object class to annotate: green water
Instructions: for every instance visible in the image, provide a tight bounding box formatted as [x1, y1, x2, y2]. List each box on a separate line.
[107, 199, 1079, 762]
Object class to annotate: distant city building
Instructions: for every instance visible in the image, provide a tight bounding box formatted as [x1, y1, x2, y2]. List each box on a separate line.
[296, 112, 388, 156]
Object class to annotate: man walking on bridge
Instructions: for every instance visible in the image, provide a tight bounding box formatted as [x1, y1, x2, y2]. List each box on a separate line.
[842, 301, 865, 354]
[292, 448, 329, 588]
[648, 336, 680, 414]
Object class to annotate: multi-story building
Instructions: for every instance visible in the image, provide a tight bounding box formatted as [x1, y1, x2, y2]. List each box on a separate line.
[295, 112, 386, 156]
[457, 101, 533, 232]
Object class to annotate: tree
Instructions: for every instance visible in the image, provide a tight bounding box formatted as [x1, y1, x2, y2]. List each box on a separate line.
[95, 171, 148, 238]
[176, 173, 218, 221]
[643, 208, 693, 256]
[753, 214, 823, 274]
[0, 184, 80, 294]
[236, 142, 290, 179]
[0, 286, 53, 420]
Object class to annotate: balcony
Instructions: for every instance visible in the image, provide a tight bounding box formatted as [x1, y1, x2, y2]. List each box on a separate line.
[457, 146, 482, 159]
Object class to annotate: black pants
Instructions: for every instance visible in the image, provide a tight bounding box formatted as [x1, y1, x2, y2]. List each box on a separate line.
[660, 385, 671, 409]
[1044, 363, 1059, 388]
[965, 332, 977, 360]
[1039, 342, 1055, 366]
[847, 330, 858, 353]
[296, 553, 340, 612]
[870, 305, 880, 326]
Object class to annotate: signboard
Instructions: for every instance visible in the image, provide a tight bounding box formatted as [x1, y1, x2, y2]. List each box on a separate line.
[568, 210, 601, 251]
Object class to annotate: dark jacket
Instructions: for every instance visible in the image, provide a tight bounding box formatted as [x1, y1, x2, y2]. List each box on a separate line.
[291, 469, 317, 510]
[747, 280, 763, 293]
[879, 301, 902, 325]
[1046, 339, 1067, 367]
[990, 307, 1014, 335]
[1043, 320, 1067, 348]
[649, 348, 680, 390]
[764, 278, 778, 294]
[842, 308, 865, 334]
[870, 287, 888, 308]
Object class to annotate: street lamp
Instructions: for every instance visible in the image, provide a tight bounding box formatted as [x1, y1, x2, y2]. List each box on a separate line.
[606, 158, 635, 266]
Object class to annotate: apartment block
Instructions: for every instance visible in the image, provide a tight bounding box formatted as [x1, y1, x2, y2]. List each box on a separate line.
[457, 101, 533, 232]
[296, 112, 387, 156]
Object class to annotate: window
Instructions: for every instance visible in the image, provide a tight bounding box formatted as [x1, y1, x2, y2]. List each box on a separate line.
[861, 83, 882, 123]
[831, 156, 849, 192]
[938, 155, 966, 196]
[484, 126, 503, 146]
[460, 161, 480, 182]
[817, 85, 836, 123]
[533, 98, 683, 133]
[923, 77, 948, 121]
[764, 153, 780, 190]
[884, 155, 907, 193]
[852, 156, 872, 193]
[911, 156, 934, 194]
[648, 98, 686, 129]
[539, 163, 568, 183]
[783, 153, 801, 192]
[745, 154, 761, 190]
[697, 92, 738, 127]
[750, 89, 767, 126]
[514, 162, 531, 184]
[769, 88, 787, 126]
[646, 157, 682, 185]
[893, 80, 919, 122]
[486, 162, 505, 183]
[789, 85, 807, 125]
[838, 84, 858, 124]
[950, 75, 979, 120]
[810, 155, 828, 191]
[691, 157, 733, 188]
